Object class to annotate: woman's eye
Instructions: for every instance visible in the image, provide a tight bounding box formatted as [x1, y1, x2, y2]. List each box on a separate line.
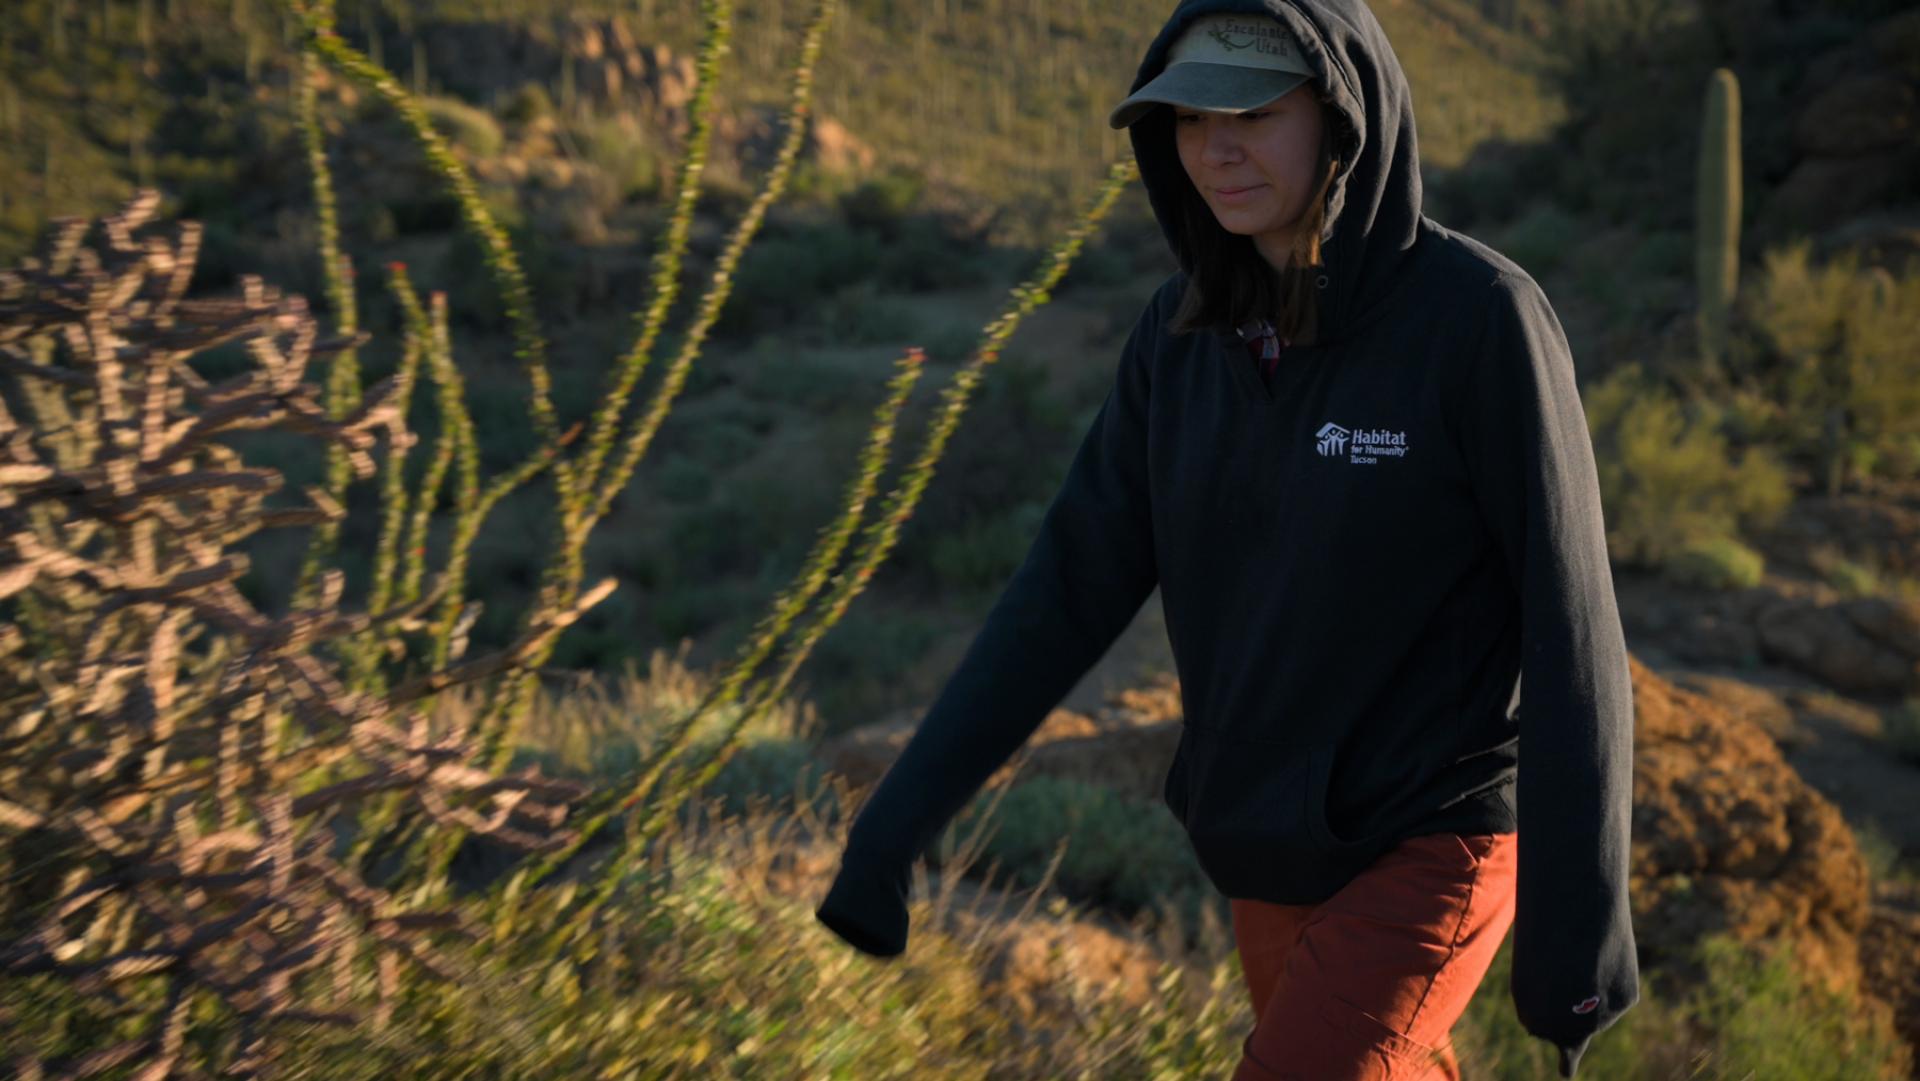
[1239, 110, 1270, 121]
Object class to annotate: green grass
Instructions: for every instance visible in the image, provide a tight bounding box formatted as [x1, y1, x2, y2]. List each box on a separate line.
[294, 657, 1920, 1079]
[7, 645, 1915, 1077]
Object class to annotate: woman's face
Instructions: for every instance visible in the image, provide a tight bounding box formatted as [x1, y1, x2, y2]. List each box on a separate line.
[1173, 83, 1325, 265]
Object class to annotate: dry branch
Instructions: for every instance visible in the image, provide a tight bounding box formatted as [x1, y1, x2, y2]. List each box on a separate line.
[0, 193, 602, 1079]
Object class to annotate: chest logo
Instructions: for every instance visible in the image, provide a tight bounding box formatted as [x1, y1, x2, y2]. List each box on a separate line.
[1316, 422, 1409, 465]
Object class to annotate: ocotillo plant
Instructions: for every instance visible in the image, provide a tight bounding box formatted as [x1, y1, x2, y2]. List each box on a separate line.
[0, 194, 612, 1079]
[528, 162, 1143, 946]
[1695, 66, 1740, 377]
[281, 0, 1136, 912]
[290, 3, 361, 610]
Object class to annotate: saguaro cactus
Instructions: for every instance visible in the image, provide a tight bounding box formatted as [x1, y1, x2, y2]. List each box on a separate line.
[1695, 67, 1741, 375]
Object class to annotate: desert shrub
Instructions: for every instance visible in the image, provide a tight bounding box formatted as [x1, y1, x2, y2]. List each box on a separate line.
[653, 451, 711, 504]
[649, 579, 742, 642]
[498, 81, 554, 125]
[1452, 929, 1673, 1081]
[820, 280, 922, 344]
[927, 500, 1050, 597]
[1426, 152, 1522, 231]
[703, 737, 834, 820]
[805, 604, 945, 722]
[1055, 236, 1135, 294]
[388, 190, 464, 235]
[739, 341, 874, 412]
[420, 94, 506, 159]
[1851, 817, 1910, 884]
[947, 776, 1210, 918]
[256, 795, 1248, 1081]
[715, 221, 882, 336]
[508, 651, 815, 787]
[871, 214, 998, 292]
[1458, 927, 1908, 1080]
[666, 494, 776, 580]
[1495, 200, 1582, 276]
[891, 354, 1076, 594]
[1663, 535, 1766, 590]
[1745, 242, 1920, 494]
[837, 166, 926, 234]
[547, 581, 649, 671]
[924, 320, 983, 364]
[1676, 934, 1908, 1080]
[1584, 361, 1792, 577]
[570, 114, 661, 203]
[1627, 228, 1693, 279]
[1806, 543, 1885, 598]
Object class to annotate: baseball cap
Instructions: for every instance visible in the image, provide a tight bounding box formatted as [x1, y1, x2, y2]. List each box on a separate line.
[1108, 13, 1315, 129]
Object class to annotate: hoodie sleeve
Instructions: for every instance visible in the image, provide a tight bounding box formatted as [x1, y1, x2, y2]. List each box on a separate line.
[1456, 273, 1640, 1079]
[814, 292, 1162, 959]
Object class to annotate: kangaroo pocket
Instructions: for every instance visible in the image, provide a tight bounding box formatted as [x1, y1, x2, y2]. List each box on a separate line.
[1170, 724, 1397, 902]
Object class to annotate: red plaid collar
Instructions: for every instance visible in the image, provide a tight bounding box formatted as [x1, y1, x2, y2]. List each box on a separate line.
[1237, 318, 1291, 377]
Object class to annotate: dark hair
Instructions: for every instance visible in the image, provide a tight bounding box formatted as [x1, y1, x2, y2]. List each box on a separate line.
[1166, 90, 1347, 345]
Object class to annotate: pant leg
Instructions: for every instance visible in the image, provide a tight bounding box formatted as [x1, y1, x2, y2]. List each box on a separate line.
[1230, 895, 1315, 1024]
[1228, 831, 1519, 1081]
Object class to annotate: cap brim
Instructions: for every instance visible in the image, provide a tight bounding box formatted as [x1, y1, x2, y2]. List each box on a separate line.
[1107, 64, 1310, 129]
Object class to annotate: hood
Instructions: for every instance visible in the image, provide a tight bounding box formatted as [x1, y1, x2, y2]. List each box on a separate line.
[1126, 0, 1425, 345]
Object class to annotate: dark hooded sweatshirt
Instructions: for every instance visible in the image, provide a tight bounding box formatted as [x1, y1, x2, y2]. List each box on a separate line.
[814, 1, 1640, 1075]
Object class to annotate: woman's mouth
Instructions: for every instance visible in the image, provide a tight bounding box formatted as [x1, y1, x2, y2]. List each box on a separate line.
[1213, 184, 1267, 202]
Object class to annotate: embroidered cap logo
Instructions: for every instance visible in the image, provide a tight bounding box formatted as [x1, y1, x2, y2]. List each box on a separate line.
[1208, 27, 1259, 51]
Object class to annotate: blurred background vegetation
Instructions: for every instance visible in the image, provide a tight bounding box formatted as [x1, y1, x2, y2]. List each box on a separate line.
[9, 0, 1915, 732]
[6, 0, 1920, 1075]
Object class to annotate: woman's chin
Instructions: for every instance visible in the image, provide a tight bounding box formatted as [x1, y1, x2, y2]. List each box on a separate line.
[1209, 214, 1271, 237]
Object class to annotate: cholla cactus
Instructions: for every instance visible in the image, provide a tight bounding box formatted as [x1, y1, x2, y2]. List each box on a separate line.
[0, 192, 604, 1078]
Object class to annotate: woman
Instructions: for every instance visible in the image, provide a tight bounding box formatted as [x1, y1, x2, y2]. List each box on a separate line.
[816, 3, 1640, 1079]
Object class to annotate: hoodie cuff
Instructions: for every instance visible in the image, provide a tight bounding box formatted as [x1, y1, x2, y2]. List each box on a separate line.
[1557, 1035, 1592, 1078]
[814, 849, 912, 958]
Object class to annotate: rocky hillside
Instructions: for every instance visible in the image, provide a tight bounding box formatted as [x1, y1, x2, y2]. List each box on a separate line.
[815, 650, 1920, 1075]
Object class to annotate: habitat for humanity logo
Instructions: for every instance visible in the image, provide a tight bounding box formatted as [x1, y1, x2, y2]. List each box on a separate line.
[1316, 421, 1409, 465]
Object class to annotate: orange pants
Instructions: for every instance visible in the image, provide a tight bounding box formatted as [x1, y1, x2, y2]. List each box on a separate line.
[1229, 831, 1519, 1081]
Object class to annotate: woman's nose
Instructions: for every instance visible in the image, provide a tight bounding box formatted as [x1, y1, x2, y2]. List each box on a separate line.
[1201, 122, 1243, 166]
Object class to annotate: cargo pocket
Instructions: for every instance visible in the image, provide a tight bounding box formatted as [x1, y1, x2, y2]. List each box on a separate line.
[1448, 831, 1497, 870]
[1317, 991, 1450, 1078]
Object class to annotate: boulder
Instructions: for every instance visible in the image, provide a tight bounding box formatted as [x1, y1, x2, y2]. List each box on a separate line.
[714, 107, 878, 179]
[1665, 670, 1800, 745]
[1755, 596, 1920, 698]
[1861, 885, 1920, 1073]
[1847, 596, 1920, 660]
[972, 908, 1164, 1017]
[1768, 150, 1920, 235]
[1627, 654, 1874, 999]
[813, 658, 1919, 1066]
[1750, 495, 1920, 581]
[1792, 74, 1917, 158]
[810, 117, 878, 176]
[814, 671, 1185, 803]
